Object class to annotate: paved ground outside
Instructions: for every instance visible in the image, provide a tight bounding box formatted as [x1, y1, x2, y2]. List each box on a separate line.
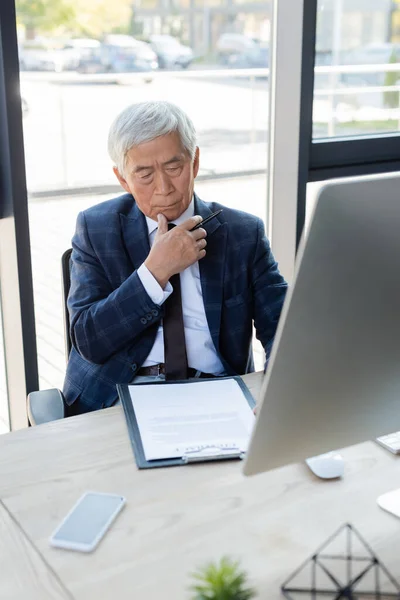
[28, 174, 268, 400]
[21, 72, 269, 193]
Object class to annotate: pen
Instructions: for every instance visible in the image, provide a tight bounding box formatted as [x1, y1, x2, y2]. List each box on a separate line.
[191, 209, 223, 231]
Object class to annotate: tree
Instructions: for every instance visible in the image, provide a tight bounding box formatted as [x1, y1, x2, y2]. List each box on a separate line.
[16, 0, 135, 41]
[15, 0, 76, 39]
[69, 0, 134, 38]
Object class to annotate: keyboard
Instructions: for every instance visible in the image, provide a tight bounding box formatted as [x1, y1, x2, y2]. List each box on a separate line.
[376, 432, 400, 455]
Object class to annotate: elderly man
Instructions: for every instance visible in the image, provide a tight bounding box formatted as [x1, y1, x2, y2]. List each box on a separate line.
[63, 101, 287, 415]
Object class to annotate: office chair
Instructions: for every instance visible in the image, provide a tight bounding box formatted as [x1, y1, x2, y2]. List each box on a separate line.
[61, 248, 73, 362]
[27, 249, 72, 426]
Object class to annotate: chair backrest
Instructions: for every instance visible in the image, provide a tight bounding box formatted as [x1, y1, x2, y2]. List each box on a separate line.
[61, 249, 72, 364]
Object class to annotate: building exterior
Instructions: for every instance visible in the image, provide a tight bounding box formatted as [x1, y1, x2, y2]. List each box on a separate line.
[133, 0, 394, 60]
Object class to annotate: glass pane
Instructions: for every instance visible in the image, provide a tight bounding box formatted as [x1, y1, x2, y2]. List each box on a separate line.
[0, 295, 10, 434]
[19, 18, 271, 193]
[17, 2, 272, 386]
[29, 178, 266, 391]
[314, 0, 400, 138]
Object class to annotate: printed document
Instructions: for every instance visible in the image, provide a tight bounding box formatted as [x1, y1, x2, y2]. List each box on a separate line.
[128, 378, 255, 461]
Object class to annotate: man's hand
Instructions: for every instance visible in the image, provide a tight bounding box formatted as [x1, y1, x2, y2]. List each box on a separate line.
[144, 214, 207, 288]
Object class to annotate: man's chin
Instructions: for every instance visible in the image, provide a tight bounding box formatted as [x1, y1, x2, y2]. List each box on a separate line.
[155, 203, 184, 220]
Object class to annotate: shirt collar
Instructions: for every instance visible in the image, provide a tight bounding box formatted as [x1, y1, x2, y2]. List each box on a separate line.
[144, 197, 195, 236]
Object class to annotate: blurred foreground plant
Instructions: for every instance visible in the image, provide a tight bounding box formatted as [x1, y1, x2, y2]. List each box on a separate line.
[189, 556, 256, 600]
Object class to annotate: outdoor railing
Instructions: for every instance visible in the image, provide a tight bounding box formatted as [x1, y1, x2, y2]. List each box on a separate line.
[20, 63, 400, 194]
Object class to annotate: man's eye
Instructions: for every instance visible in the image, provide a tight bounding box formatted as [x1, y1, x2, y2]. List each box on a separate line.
[167, 166, 180, 173]
[140, 173, 152, 180]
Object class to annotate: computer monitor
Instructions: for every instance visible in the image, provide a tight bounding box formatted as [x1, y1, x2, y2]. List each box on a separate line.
[243, 172, 400, 477]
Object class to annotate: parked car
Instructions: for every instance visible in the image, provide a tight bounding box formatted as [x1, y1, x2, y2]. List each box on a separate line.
[77, 35, 158, 77]
[216, 33, 255, 57]
[216, 34, 269, 69]
[315, 44, 400, 86]
[314, 49, 335, 90]
[61, 38, 101, 70]
[149, 35, 193, 69]
[322, 43, 400, 111]
[340, 43, 400, 87]
[19, 38, 78, 72]
[225, 43, 268, 68]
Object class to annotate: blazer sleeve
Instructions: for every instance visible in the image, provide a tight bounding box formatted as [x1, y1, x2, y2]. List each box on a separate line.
[68, 211, 164, 364]
[251, 219, 288, 360]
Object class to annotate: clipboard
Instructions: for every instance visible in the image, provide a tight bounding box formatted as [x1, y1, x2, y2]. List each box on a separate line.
[117, 376, 256, 469]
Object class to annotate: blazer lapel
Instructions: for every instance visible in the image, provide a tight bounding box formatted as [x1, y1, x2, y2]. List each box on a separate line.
[195, 195, 227, 352]
[119, 199, 150, 272]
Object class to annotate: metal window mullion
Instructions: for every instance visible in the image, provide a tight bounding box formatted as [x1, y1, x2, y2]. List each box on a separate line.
[0, 0, 39, 430]
[267, 0, 316, 283]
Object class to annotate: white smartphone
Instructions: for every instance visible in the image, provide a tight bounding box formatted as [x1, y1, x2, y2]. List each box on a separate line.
[49, 491, 126, 552]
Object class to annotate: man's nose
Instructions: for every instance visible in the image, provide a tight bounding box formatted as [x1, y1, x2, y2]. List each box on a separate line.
[155, 171, 173, 195]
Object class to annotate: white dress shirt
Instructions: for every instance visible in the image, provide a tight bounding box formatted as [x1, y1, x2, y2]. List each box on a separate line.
[137, 199, 224, 374]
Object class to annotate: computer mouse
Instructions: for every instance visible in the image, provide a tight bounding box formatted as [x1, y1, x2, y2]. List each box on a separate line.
[305, 451, 344, 479]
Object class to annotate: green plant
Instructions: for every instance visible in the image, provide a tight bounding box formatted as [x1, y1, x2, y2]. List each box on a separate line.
[189, 556, 256, 600]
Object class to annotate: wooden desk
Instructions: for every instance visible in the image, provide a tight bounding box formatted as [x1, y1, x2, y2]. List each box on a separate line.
[0, 371, 399, 600]
[0, 500, 71, 599]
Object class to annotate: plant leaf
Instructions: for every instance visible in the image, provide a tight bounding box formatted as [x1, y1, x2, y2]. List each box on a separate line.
[189, 556, 256, 600]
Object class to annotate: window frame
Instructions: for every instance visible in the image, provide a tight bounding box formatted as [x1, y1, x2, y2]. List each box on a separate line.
[306, 2, 400, 194]
[269, 0, 400, 264]
[310, 135, 400, 180]
[0, 0, 39, 429]
[0, 0, 399, 430]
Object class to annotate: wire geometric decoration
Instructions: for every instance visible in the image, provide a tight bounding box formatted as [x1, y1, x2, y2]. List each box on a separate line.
[281, 523, 400, 599]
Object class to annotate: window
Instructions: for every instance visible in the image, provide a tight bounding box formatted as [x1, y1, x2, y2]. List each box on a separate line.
[1, 0, 38, 431]
[5, 0, 399, 430]
[314, 0, 400, 139]
[17, 0, 273, 388]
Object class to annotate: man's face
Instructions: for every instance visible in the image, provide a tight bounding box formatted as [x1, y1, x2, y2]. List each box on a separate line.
[113, 131, 199, 221]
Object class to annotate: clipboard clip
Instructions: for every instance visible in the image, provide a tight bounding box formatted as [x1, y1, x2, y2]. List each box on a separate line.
[182, 443, 245, 463]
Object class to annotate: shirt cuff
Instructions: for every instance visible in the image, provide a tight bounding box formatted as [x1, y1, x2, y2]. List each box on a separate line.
[137, 264, 173, 305]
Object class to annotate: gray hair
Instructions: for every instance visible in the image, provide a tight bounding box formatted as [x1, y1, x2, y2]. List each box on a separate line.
[108, 101, 197, 175]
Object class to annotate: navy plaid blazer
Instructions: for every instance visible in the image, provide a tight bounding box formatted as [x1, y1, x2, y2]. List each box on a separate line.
[63, 193, 287, 413]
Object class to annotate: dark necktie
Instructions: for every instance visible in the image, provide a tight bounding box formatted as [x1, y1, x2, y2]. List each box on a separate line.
[163, 224, 189, 380]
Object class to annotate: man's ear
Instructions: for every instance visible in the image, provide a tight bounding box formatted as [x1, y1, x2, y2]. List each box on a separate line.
[113, 166, 131, 194]
[193, 147, 200, 179]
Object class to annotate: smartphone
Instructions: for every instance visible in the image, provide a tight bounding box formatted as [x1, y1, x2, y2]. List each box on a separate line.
[49, 492, 126, 552]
